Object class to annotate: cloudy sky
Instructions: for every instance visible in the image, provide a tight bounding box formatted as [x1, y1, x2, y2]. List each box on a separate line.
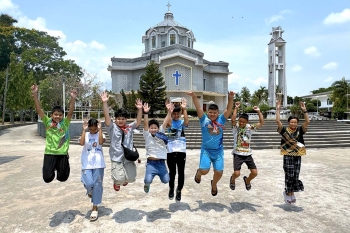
[1, 0, 349, 97]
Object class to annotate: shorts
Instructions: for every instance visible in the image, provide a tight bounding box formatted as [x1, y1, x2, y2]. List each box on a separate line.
[233, 154, 257, 171]
[199, 147, 224, 171]
[111, 160, 137, 184]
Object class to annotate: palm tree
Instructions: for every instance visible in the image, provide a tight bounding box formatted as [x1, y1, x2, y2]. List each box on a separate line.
[331, 77, 349, 119]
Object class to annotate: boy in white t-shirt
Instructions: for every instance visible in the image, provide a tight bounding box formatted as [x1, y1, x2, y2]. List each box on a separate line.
[230, 101, 264, 191]
[142, 102, 173, 193]
[79, 118, 106, 221]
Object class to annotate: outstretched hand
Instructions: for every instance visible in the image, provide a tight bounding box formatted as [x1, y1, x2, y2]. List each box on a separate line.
[235, 101, 241, 109]
[228, 91, 236, 99]
[97, 120, 102, 130]
[253, 106, 260, 112]
[143, 102, 150, 113]
[82, 120, 88, 130]
[276, 100, 281, 109]
[31, 84, 39, 96]
[187, 92, 196, 97]
[135, 98, 143, 110]
[100, 92, 109, 102]
[180, 98, 187, 109]
[70, 89, 78, 99]
[166, 102, 174, 113]
[300, 101, 306, 112]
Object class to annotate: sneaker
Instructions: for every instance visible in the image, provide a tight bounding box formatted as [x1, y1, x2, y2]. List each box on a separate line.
[283, 191, 292, 205]
[175, 189, 181, 202]
[168, 189, 174, 200]
[144, 184, 150, 193]
[113, 184, 120, 192]
[291, 194, 296, 204]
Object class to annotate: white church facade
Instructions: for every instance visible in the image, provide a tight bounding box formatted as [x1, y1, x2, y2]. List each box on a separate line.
[107, 8, 231, 112]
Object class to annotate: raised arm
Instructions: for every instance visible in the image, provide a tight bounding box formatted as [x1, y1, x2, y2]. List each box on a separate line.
[275, 100, 283, 128]
[300, 101, 310, 129]
[100, 92, 111, 127]
[79, 120, 88, 146]
[162, 103, 174, 129]
[253, 106, 264, 128]
[142, 102, 150, 131]
[66, 89, 78, 121]
[232, 101, 240, 126]
[224, 91, 235, 119]
[181, 98, 189, 126]
[187, 92, 204, 118]
[31, 84, 45, 119]
[98, 120, 105, 145]
[135, 98, 143, 128]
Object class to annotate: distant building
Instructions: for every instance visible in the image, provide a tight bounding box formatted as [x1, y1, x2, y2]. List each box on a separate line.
[107, 7, 231, 112]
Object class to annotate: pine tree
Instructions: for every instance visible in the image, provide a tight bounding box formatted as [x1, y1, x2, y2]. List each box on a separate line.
[138, 60, 166, 117]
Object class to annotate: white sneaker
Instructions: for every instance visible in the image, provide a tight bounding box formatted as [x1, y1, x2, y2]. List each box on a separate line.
[291, 194, 296, 204]
[283, 191, 292, 205]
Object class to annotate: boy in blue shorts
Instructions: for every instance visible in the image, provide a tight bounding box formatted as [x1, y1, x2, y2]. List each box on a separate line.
[31, 84, 77, 183]
[188, 91, 235, 196]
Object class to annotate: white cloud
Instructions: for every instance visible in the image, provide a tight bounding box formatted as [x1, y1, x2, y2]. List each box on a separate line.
[265, 10, 291, 24]
[16, 16, 66, 41]
[322, 62, 338, 70]
[89, 41, 106, 50]
[323, 76, 334, 82]
[0, 0, 21, 17]
[292, 65, 302, 72]
[323, 8, 350, 25]
[304, 46, 321, 57]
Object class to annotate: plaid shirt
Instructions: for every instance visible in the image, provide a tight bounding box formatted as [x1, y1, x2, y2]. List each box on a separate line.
[277, 126, 307, 156]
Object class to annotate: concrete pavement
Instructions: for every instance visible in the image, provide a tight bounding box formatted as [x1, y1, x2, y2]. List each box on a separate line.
[0, 125, 349, 233]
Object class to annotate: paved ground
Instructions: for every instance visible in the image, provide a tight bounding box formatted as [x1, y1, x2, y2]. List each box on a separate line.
[0, 124, 349, 233]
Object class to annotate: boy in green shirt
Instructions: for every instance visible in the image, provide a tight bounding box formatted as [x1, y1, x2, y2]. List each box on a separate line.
[31, 84, 77, 183]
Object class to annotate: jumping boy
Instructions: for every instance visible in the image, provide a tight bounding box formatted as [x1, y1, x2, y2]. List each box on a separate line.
[230, 101, 264, 191]
[142, 102, 173, 193]
[31, 84, 77, 183]
[188, 91, 235, 196]
[100, 92, 143, 191]
[166, 98, 189, 202]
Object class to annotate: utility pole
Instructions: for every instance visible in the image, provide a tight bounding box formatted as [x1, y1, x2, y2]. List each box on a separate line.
[2, 67, 8, 125]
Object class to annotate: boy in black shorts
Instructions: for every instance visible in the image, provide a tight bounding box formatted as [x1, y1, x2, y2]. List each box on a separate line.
[230, 101, 264, 191]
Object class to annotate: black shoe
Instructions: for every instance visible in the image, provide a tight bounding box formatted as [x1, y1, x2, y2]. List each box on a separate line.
[175, 189, 181, 202]
[168, 189, 174, 200]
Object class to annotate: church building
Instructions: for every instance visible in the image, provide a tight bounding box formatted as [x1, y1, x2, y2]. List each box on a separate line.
[107, 6, 231, 112]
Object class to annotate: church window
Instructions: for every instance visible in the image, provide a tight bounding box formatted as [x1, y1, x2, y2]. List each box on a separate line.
[203, 78, 206, 90]
[152, 36, 156, 48]
[169, 31, 176, 45]
[161, 41, 165, 47]
[188, 38, 191, 47]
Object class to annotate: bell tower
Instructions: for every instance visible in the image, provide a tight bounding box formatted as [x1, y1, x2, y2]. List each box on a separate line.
[267, 26, 287, 107]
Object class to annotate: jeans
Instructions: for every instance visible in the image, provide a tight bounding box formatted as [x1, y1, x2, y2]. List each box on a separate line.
[81, 168, 104, 206]
[144, 159, 169, 185]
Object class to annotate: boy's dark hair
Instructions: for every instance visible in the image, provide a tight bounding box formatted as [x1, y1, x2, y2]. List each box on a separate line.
[149, 119, 160, 128]
[51, 106, 64, 114]
[239, 113, 249, 121]
[173, 105, 181, 113]
[88, 118, 98, 127]
[208, 104, 219, 111]
[114, 108, 128, 118]
[288, 116, 299, 122]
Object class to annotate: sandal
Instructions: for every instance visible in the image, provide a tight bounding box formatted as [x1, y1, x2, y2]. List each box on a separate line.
[113, 184, 120, 191]
[229, 176, 235, 190]
[90, 209, 98, 222]
[194, 169, 201, 184]
[144, 184, 150, 193]
[243, 176, 251, 191]
[211, 180, 218, 196]
[122, 182, 128, 186]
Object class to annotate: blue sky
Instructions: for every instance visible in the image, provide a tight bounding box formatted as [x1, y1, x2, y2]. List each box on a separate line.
[1, 0, 349, 97]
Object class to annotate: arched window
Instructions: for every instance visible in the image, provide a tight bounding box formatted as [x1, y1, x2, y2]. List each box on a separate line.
[151, 32, 156, 49]
[169, 31, 176, 45]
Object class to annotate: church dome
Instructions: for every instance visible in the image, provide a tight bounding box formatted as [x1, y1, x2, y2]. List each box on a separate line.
[142, 8, 196, 55]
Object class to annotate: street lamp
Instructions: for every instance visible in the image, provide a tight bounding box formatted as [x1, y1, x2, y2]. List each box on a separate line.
[316, 96, 319, 115]
[62, 76, 66, 117]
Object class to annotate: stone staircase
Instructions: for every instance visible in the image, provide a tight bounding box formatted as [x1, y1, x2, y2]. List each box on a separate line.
[70, 119, 350, 149]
